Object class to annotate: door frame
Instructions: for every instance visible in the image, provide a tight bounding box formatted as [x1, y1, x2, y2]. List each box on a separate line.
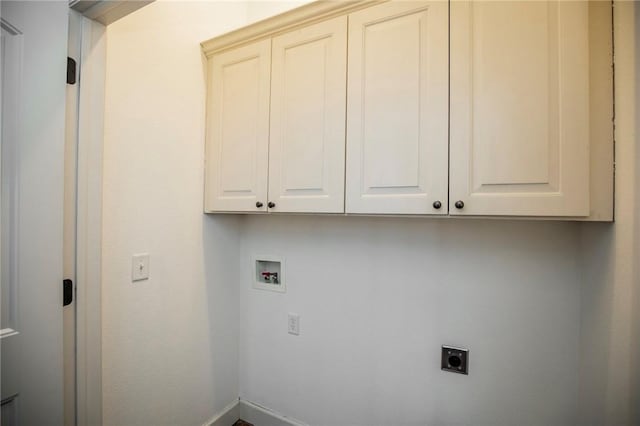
[67, 12, 106, 426]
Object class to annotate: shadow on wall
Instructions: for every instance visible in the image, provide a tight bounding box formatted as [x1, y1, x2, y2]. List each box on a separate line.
[632, 2, 640, 421]
[202, 214, 243, 417]
[578, 223, 617, 423]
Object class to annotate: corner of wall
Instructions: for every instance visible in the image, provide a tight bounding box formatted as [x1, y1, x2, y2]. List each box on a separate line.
[203, 215, 243, 416]
[577, 1, 639, 424]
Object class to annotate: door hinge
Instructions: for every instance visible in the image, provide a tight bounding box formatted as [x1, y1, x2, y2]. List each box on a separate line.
[67, 57, 77, 85]
[63, 279, 73, 306]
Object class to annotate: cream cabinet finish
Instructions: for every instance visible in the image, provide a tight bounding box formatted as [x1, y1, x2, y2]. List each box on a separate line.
[202, 0, 612, 220]
[205, 39, 271, 212]
[449, 0, 591, 217]
[268, 16, 347, 213]
[345, 1, 449, 215]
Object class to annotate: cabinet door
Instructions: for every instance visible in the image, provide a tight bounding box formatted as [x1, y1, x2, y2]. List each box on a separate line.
[205, 39, 271, 212]
[450, 1, 590, 216]
[268, 16, 347, 213]
[346, 1, 449, 215]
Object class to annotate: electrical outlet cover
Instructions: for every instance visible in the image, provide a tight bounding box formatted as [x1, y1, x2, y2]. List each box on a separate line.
[441, 346, 469, 375]
[288, 313, 300, 335]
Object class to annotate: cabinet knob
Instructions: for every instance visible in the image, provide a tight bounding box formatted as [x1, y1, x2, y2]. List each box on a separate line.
[454, 200, 464, 209]
[432, 201, 442, 210]
[268, 202, 276, 209]
[256, 201, 263, 208]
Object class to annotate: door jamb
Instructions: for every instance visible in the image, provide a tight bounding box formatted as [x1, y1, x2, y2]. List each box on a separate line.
[72, 15, 106, 426]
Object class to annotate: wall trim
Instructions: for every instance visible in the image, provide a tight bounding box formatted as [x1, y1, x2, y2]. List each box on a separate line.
[205, 399, 240, 426]
[75, 15, 106, 426]
[70, 0, 155, 26]
[201, 0, 385, 56]
[203, 399, 308, 426]
[238, 399, 309, 426]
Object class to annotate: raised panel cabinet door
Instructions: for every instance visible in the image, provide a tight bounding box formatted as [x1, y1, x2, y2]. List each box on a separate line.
[346, 1, 449, 215]
[268, 16, 347, 213]
[450, 0, 590, 216]
[205, 39, 271, 212]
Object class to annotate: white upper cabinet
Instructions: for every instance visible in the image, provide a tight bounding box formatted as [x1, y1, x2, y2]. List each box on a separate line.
[268, 16, 347, 213]
[449, 0, 591, 216]
[205, 39, 271, 212]
[346, 1, 449, 215]
[202, 0, 612, 220]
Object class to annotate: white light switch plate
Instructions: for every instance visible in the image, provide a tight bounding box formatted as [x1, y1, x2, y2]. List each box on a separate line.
[132, 253, 150, 281]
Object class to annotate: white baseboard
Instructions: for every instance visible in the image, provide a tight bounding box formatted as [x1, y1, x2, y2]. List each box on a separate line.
[204, 400, 240, 426]
[204, 398, 308, 426]
[239, 399, 309, 426]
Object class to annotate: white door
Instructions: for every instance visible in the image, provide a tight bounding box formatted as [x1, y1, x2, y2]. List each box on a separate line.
[1, 1, 68, 425]
[345, 1, 449, 215]
[205, 39, 271, 213]
[268, 16, 347, 213]
[449, 0, 590, 217]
